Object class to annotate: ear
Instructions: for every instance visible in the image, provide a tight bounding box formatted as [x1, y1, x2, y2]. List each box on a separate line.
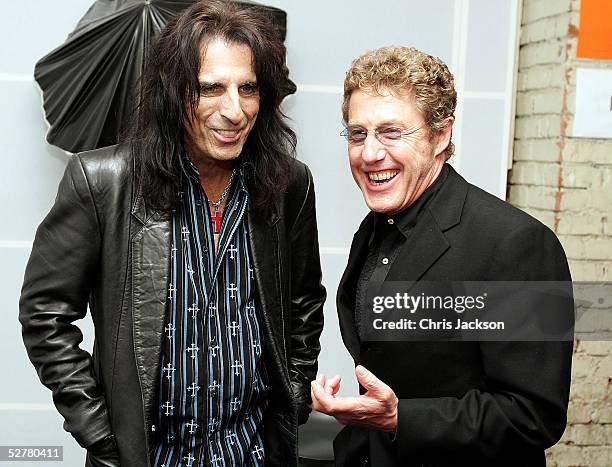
[433, 117, 454, 157]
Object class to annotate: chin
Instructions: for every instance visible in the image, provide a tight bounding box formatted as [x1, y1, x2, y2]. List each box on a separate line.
[364, 198, 394, 214]
[370, 206, 396, 214]
[213, 148, 243, 161]
[361, 192, 395, 214]
[222, 151, 242, 161]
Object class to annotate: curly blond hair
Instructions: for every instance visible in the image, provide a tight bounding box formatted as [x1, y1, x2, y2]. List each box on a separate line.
[342, 46, 456, 159]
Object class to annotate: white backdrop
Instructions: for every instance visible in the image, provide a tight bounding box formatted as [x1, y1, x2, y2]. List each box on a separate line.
[0, 1, 519, 465]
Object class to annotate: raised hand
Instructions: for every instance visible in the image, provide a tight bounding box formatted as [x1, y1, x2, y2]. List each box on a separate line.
[311, 365, 398, 432]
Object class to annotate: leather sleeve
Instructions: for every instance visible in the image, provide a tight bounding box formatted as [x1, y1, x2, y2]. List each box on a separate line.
[85, 435, 120, 467]
[19, 155, 114, 449]
[287, 164, 326, 424]
[395, 222, 573, 462]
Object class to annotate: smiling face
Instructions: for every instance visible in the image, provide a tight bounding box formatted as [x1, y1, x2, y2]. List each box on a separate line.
[184, 38, 260, 169]
[347, 88, 452, 215]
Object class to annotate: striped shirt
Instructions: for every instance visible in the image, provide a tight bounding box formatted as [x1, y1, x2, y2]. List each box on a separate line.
[152, 163, 269, 467]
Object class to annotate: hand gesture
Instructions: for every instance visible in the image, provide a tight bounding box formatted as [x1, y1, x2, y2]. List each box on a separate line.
[311, 365, 398, 432]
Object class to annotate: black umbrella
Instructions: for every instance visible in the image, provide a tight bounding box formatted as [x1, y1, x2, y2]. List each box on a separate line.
[34, 0, 292, 154]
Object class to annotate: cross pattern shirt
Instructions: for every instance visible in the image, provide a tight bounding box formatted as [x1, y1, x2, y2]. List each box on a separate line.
[152, 164, 269, 467]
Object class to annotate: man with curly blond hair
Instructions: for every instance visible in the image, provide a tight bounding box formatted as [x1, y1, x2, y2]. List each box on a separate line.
[312, 46, 572, 466]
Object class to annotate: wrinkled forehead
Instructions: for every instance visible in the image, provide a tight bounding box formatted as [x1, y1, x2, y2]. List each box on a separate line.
[196, 38, 257, 80]
[351, 84, 415, 105]
[347, 87, 423, 125]
[344, 83, 416, 118]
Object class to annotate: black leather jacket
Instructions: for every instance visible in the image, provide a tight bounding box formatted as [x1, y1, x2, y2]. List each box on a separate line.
[19, 146, 326, 466]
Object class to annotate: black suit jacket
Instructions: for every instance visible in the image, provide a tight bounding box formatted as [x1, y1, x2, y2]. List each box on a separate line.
[335, 165, 573, 466]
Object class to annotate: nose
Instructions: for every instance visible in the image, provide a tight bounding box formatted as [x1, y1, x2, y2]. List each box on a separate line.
[219, 88, 244, 124]
[360, 133, 386, 164]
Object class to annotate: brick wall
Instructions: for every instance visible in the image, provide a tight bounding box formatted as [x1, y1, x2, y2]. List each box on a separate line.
[508, 0, 612, 465]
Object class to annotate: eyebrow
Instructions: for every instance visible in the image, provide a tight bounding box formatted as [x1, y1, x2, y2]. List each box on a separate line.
[199, 81, 221, 88]
[198, 79, 258, 87]
[347, 122, 401, 128]
[347, 121, 418, 128]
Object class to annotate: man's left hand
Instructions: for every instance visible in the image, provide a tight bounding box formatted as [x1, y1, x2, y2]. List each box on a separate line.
[311, 365, 398, 432]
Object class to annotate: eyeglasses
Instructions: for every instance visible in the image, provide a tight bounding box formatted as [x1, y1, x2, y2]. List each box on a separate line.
[340, 125, 422, 146]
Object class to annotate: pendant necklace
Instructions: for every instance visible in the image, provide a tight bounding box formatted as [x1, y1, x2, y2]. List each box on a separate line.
[208, 169, 235, 234]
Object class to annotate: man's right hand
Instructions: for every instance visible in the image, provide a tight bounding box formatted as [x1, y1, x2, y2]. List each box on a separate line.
[312, 365, 399, 433]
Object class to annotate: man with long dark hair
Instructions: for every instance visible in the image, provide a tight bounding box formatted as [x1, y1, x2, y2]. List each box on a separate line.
[19, 2, 325, 466]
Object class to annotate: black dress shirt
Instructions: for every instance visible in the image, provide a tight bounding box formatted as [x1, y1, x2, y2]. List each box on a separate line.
[355, 165, 450, 334]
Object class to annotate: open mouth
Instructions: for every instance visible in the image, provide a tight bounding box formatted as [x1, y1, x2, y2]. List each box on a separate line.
[212, 128, 242, 143]
[367, 170, 400, 185]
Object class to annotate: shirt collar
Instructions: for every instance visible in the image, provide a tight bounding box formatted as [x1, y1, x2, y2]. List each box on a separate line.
[372, 163, 450, 240]
[183, 156, 248, 195]
[184, 156, 201, 182]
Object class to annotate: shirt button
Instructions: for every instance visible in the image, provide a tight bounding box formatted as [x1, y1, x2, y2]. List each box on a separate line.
[382, 258, 389, 265]
[388, 218, 394, 225]
[195, 200, 202, 207]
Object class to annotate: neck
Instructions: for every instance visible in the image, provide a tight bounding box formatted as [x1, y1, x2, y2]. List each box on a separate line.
[187, 155, 237, 204]
[403, 158, 445, 209]
[200, 165, 236, 204]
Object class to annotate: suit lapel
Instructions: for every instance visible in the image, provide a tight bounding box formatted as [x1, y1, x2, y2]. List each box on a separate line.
[247, 203, 288, 374]
[387, 208, 449, 281]
[337, 213, 375, 361]
[387, 165, 468, 281]
[130, 199, 171, 430]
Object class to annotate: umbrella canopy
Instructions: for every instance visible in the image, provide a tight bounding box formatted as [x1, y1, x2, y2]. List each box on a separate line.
[34, 0, 291, 153]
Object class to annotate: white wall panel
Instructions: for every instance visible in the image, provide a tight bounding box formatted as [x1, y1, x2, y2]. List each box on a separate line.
[0, 1, 91, 75]
[464, 0, 513, 93]
[317, 253, 359, 397]
[283, 91, 368, 248]
[0, 80, 67, 241]
[459, 98, 507, 196]
[265, 0, 456, 87]
[0, 410, 85, 466]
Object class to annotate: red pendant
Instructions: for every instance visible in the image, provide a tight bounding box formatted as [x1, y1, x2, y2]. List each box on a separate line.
[211, 209, 223, 234]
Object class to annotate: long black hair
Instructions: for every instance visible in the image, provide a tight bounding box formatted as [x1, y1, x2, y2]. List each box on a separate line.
[124, 0, 296, 210]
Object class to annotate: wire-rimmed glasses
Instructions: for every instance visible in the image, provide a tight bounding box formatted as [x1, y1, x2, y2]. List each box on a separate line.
[340, 125, 422, 146]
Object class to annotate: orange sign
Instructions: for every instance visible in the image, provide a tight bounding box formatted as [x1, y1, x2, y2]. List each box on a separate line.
[577, 0, 612, 60]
